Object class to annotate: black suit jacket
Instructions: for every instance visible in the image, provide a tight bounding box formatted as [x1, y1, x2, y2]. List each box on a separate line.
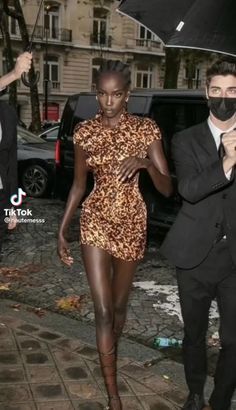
[0, 101, 18, 201]
[161, 120, 236, 269]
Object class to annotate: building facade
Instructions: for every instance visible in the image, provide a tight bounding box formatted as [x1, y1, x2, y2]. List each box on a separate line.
[0, 0, 208, 126]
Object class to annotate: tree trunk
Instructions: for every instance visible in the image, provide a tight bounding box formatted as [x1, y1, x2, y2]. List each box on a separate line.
[163, 48, 181, 89]
[0, 3, 17, 107]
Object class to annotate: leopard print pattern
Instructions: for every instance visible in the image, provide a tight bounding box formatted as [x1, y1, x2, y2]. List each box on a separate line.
[73, 111, 161, 261]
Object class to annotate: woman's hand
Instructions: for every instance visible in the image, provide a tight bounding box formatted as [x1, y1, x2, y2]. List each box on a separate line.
[117, 156, 151, 182]
[7, 212, 17, 230]
[58, 235, 74, 266]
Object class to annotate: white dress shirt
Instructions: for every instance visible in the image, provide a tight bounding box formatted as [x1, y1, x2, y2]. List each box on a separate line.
[207, 117, 236, 180]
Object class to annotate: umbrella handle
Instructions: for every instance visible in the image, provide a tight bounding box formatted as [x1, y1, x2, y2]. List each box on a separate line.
[21, 44, 40, 88]
[21, 0, 44, 88]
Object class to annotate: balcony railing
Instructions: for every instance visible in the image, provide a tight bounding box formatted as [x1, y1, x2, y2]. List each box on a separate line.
[27, 25, 72, 42]
[136, 38, 162, 49]
[90, 33, 112, 48]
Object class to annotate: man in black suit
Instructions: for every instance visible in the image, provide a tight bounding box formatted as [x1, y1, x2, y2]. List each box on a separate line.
[161, 58, 236, 410]
[0, 52, 32, 257]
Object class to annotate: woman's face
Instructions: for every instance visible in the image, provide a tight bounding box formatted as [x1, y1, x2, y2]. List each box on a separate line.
[96, 72, 130, 119]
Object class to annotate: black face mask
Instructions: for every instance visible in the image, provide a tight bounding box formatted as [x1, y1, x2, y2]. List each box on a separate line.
[208, 97, 236, 121]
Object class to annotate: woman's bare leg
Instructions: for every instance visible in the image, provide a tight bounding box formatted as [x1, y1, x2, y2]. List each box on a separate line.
[81, 245, 121, 409]
[112, 258, 138, 342]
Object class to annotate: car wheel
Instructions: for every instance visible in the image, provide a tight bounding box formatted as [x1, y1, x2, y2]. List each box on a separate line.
[21, 164, 49, 198]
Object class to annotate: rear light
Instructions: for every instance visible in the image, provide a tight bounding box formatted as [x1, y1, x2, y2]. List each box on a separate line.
[55, 139, 61, 165]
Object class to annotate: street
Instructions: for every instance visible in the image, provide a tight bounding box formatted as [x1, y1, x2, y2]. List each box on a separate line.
[0, 197, 220, 375]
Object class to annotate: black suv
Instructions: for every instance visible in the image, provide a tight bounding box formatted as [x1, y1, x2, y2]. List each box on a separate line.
[55, 89, 209, 229]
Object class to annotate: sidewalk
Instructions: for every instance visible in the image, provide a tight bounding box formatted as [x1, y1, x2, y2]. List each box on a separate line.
[0, 298, 189, 410]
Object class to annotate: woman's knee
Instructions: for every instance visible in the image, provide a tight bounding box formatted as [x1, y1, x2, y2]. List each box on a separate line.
[95, 305, 113, 328]
[114, 303, 126, 319]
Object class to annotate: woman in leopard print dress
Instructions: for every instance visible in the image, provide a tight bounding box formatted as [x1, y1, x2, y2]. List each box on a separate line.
[58, 60, 172, 410]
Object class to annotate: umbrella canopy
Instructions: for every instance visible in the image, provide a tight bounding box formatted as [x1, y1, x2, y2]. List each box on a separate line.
[118, 0, 236, 57]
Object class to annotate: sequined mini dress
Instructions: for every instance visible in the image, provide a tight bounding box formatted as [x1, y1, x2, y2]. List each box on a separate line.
[73, 111, 161, 261]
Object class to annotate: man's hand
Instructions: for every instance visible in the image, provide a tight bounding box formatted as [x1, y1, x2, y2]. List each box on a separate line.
[222, 130, 236, 175]
[13, 52, 33, 79]
[222, 130, 236, 162]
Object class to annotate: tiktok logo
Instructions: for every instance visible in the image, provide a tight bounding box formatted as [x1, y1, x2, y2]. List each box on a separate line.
[10, 188, 27, 207]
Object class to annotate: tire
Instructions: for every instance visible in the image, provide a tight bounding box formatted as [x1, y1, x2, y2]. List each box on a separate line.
[21, 164, 49, 198]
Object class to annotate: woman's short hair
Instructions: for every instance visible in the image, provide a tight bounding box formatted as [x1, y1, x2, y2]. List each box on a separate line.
[206, 57, 236, 88]
[95, 60, 131, 88]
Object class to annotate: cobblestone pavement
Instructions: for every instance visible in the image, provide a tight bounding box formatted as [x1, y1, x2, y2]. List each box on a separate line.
[0, 307, 185, 410]
[0, 198, 220, 374]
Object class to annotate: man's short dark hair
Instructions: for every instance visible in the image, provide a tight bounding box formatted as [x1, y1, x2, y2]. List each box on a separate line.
[206, 57, 236, 88]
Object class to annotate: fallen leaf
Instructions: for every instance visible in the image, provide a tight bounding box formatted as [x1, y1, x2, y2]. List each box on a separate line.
[9, 304, 21, 309]
[56, 295, 87, 311]
[0, 283, 10, 291]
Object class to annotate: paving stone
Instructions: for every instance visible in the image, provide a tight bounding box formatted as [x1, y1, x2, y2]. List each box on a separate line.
[52, 349, 85, 366]
[0, 353, 18, 365]
[0, 367, 26, 383]
[62, 366, 89, 380]
[36, 331, 61, 341]
[141, 395, 177, 410]
[65, 381, 104, 400]
[0, 339, 16, 351]
[24, 352, 51, 365]
[0, 327, 11, 338]
[18, 325, 39, 333]
[0, 385, 32, 402]
[72, 401, 106, 410]
[19, 339, 44, 350]
[76, 345, 98, 360]
[36, 403, 74, 410]
[31, 383, 68, 401]
[0, 404, 36, 410]
[26, 366, 60, 383]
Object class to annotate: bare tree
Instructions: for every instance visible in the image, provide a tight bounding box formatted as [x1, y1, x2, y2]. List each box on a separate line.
[3, 0, 41, 132]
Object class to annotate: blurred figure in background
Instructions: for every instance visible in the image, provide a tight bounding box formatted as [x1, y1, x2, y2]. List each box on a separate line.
[0, 52, 32, 260]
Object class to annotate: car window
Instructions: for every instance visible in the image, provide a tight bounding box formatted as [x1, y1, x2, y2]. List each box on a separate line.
[150, 99, 209, 169]
[127, 95, 150, 115]
[17, 127, 44, 144]
[43, 127, 59, 141]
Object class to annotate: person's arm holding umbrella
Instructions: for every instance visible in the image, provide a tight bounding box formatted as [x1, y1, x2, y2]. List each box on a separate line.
[0, 52, 32, 91]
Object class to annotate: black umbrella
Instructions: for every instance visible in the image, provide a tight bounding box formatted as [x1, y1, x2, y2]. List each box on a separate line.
[118, 0, 236, 57]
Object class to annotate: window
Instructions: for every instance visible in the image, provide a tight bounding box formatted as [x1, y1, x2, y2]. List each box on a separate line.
[91, 58, 103, 91]
[135, 64, 153, 89]
[9, 16, 20, 36]
[92, 8, 108, 46]
[184, 63, 202, 88]
[44, 55, 60, 89]
[137, 25, 160, 48]
[44, 4, 60, 40]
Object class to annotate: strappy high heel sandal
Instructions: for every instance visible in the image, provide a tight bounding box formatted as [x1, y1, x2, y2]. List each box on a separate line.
[106, 396, 122, 410]
[99, 346, 122, 410]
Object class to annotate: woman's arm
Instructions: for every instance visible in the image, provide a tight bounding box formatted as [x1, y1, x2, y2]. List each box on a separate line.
[147, 139, 173, 197]
[58, 144, 88, 265]
[0, 52, 32, 90]
[117, 140, 173, 197]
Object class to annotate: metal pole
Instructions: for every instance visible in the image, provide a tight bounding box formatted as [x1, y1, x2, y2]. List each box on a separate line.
[44, 7, 49, 121]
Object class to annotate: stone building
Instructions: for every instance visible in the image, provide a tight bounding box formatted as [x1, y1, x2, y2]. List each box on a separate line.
[0, 0, 207, 126]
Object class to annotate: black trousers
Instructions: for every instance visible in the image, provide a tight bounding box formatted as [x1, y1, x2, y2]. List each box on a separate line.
[0, 189, 9, 254]
[177, 239, 236, 410]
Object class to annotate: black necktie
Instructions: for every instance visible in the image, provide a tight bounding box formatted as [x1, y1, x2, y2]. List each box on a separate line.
[218, 133, 225, 158]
